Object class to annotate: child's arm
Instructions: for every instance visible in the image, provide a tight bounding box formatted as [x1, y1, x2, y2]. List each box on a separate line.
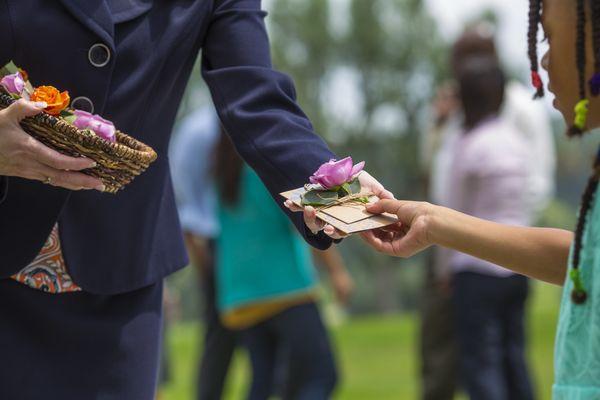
[362, 200, 573, 286]
[311, 247, 355, 306]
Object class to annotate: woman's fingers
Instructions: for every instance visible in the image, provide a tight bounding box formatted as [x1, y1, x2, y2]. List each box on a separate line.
[0, 100, 101, 190]
[323, 224, 348, 239]
[3, 99, 46, 121]
[26, 137, 97, 171]
[34, 162, 104, 191]
[358, 171, 395, 200]
[284, 199, 303, 212]
[303, 206, 325, 234]
[285, 200, 348, 239]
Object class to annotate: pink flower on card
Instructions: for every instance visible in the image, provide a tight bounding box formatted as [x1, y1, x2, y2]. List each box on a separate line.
[309, 157, 365, 189]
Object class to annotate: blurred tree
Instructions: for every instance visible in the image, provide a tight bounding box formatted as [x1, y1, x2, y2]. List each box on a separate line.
[267, 0, 448, 313]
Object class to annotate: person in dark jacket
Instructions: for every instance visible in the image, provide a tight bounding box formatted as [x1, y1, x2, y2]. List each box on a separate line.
[0, 1, 390, 398]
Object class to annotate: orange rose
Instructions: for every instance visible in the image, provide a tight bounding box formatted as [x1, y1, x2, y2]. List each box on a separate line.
[30, 85, 70, 115]
[18, 68, 28, 82]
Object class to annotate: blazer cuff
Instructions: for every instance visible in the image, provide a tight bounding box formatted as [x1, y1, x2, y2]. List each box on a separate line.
[0, 176, 7, 205]
[302, 224, 338, 250]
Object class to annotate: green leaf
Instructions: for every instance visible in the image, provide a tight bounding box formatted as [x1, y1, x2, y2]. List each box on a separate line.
[347, 178, 361, 195]
[59, 110, 77, 124]
[301, 189, 338, 206]
[63, 114, 77, 124]
[340, 182, 352, 196]
[0, 61, 19, 78]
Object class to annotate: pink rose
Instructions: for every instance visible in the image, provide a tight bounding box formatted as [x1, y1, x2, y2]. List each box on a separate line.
[0, 72, 25, 95]
[309, 157, 365, 189]
[74, 110, 116, 142]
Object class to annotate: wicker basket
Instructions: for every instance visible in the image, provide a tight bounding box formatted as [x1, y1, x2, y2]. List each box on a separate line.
[0, 92, 157, 194]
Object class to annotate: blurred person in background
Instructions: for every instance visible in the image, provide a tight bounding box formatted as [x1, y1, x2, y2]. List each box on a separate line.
[433, 56, 536, 400]
[215, 132, 354, 400]
[170, 107, 237, 400]
[419, 24, 555, 400]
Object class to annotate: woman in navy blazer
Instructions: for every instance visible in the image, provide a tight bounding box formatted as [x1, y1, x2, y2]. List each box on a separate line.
[0, 1, 390, 398]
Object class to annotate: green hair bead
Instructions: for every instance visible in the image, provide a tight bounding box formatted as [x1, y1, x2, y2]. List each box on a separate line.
[570, 268, 588, 304]
[574, 99, 590, 130]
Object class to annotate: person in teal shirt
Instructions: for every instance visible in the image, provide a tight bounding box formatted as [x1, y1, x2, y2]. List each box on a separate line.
[215, 132, 354, 400]
[355, 1, 600, 398]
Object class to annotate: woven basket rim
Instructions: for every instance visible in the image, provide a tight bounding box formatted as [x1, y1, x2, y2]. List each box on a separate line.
[0, 91, 157, 163]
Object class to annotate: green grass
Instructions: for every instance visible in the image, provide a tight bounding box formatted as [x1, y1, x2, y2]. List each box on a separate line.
[160, 282, 560, 399]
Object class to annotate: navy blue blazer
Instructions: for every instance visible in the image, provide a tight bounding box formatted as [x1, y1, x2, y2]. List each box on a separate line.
[0, 0, 336, 294]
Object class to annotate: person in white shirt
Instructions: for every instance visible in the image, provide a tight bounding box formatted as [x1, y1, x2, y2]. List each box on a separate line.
[418, 24, 555, 400]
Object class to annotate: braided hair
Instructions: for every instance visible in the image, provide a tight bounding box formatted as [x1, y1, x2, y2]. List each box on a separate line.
[528, 0, 545, 98]
[528, 0, 600, 304]
[588, 0, 600, 95]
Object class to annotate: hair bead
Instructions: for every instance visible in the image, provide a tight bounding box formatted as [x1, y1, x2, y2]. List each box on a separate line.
[570, 269, 588, 304]
[575, 99, 590, 130]
[528, 0, 544, 99]
[531, 71, 544, 98]
[589, 73, 600, 96]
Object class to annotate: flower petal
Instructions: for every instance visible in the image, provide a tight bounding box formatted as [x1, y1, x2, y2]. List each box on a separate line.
[351, 161, 365, 178]
[309, 157, 357, 189]
[0, 72, 24, 95]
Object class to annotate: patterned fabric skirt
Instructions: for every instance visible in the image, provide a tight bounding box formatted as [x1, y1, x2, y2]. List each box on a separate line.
[11, 224, 81, 293]
[0, 279, 164, 399]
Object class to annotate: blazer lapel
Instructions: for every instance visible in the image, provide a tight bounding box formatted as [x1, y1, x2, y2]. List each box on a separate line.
[58, 0, 114, 49]
[108, 0, 154, 24]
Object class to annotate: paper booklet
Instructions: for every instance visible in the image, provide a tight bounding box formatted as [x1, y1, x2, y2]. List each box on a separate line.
[280, 187, 399, 235]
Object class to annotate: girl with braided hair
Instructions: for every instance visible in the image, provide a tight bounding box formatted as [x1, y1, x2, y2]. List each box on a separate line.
[361, 0, 600, 398]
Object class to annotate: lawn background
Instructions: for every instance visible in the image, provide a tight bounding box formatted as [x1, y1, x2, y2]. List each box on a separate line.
[160, 281, 559, 399]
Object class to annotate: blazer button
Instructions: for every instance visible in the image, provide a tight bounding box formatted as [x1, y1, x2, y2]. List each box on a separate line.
[88, 43, 111, 68]
[71, 96, 94, 114]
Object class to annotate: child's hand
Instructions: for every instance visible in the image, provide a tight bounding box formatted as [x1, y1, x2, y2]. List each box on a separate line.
[360, 199, 436, 258]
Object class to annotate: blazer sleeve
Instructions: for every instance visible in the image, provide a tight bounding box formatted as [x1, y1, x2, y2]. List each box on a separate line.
[201, 0, 337, 249]
[0, 176, 7, 204]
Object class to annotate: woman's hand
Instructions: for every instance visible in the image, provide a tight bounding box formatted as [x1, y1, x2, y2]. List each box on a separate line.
[284, 171, 394, 240]
[0, 99, 104, 191]
[360, 199, 436, 258]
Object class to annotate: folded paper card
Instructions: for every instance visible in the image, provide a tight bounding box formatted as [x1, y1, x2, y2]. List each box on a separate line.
[280, 187, 399, 235]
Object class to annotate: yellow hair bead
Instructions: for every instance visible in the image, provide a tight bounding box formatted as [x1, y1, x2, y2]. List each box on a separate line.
[574, 99, 590, 130]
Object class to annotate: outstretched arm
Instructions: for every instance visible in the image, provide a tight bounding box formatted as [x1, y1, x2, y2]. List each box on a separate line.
[362, 200, 572, 285]
[201, 0, 335, 249]
[201, 0, 391, 246]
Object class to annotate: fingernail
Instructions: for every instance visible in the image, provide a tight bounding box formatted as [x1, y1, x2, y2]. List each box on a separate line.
[89, 162, 97, 168]
[33, 101, 47, 108]
[95, 184, 105, 192]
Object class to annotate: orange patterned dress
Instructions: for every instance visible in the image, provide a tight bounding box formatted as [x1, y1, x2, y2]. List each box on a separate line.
[11, 224, 81, 293]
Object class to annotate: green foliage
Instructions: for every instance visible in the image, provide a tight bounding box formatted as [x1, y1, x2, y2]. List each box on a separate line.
[301, 189, 339, 206]
[0, 60, 18, 77]
[300, 178, 363, 206]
